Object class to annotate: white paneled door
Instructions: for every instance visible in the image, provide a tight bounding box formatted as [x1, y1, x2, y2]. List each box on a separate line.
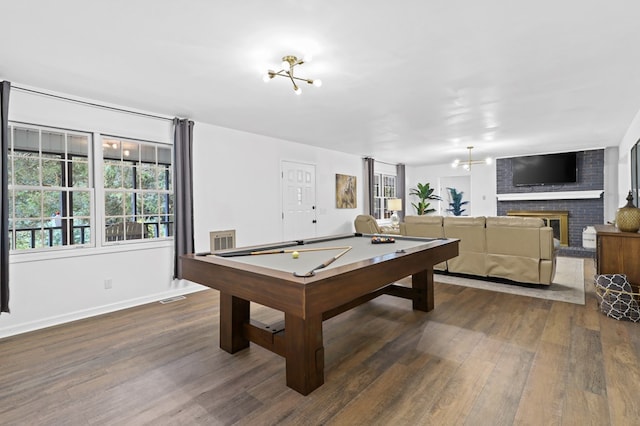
[282, 161, 317, 241]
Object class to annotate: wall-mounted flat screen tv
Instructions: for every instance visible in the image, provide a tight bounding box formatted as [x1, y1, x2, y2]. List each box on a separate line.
[512, 152, 578, 186]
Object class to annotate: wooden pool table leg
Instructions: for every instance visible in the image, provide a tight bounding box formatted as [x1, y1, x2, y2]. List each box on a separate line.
[284, 313, 324, 395]
[412, 267, 434, 312]
[219, 293, 250, 353]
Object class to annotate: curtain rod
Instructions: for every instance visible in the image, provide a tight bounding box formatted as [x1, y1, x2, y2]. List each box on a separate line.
[13, 85, 174, 122]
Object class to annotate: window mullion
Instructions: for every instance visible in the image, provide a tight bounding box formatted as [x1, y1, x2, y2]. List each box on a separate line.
[95, 133, 106, 245]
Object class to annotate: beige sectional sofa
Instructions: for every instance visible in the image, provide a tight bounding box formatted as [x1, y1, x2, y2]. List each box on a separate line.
[400, 215, 556, 285]
[353, 214, 400, 234]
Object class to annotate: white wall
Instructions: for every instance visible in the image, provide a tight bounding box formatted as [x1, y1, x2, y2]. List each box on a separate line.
[1, 86, 363, 338]
[617, 108, 640, 204]
[604, 146, 619, 223]
[406, 163, 497, 217]
[191, 124, 363, 252]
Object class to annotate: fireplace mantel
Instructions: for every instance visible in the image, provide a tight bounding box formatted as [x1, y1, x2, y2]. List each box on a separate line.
[496, 190, 603, 201]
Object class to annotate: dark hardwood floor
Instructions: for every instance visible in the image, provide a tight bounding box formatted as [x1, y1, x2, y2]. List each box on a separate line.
[1, 258, 639, 425]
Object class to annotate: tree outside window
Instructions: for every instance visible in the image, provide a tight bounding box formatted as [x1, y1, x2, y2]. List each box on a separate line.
[7, 123, 173, 253]
[8, 125, 92, 251]
[103, 137, 173, 242]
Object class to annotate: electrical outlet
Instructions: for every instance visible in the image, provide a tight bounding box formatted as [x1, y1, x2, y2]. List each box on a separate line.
[104, 278, 112, 289]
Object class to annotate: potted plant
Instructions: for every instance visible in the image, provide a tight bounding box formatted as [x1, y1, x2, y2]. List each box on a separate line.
[446, 187, 469, 216]
[409, 182, 442, 215]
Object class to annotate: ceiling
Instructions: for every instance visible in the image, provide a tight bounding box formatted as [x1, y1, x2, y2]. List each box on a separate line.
[2, 1, 640, 166]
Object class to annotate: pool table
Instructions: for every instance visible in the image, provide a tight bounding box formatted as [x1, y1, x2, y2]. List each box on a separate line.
[180, 233, 459, 395]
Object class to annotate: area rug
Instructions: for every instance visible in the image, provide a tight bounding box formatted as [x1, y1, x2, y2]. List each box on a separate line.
[434, 257, 585, 305]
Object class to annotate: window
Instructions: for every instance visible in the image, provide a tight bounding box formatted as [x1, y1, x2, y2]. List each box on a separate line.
[373, 173, 397, 220]
[102, 137, 173, 242]
[8, 125, 93, 251]
[7, 122, 173, 253]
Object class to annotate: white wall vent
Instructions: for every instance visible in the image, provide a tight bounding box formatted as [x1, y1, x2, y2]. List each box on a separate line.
[159, 295, 186, 304]
[210, 229, 236, 252]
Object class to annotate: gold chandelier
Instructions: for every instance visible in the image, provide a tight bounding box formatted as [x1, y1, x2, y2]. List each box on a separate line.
[263, 55, 322, 95]
[451, 146, 492, 170]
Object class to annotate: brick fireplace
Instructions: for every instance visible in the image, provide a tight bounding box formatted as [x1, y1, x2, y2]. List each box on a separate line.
[496, 149, 604, 257]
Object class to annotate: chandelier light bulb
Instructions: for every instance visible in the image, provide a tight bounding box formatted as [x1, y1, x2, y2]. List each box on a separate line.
[313, 79, 322, 87]
[263, 74, 271, 83]
[294, 86, 302, 95]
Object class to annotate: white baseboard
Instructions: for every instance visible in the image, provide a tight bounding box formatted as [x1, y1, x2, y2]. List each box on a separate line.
[0, 285, 210, 339]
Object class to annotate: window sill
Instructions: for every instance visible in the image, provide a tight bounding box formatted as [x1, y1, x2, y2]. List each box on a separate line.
[9, 239, 174, 264]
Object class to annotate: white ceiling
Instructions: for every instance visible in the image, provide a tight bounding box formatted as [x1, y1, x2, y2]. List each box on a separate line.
[2, 1, 640, 166]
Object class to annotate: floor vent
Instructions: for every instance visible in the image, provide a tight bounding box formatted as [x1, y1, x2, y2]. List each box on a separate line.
[210, 229, 236, 251]
[159, 295, 186, 304]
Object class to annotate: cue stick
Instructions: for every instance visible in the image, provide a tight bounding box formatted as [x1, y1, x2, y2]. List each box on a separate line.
[249, 246, 351, 255]
[293, 246, 353, 277]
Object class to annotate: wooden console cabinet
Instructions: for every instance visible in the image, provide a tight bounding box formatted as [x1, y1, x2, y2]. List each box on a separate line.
[595, 224, 640, 289]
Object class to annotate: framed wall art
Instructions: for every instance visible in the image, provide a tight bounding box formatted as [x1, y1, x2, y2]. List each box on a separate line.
[336, 174, 357, 208]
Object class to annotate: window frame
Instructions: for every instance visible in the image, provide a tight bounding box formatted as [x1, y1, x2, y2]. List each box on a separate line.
[7, 121, 174, 257]
[7, 123, 95, 253]
[100, 135, 174, 245]
[373, 172, 397, 221]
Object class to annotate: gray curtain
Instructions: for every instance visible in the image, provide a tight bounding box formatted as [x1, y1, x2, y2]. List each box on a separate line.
[363, 157, 375, 215]
[1, 81, 11, 314]
[173, 118, 195, 279]
[396, 163, 405, 222]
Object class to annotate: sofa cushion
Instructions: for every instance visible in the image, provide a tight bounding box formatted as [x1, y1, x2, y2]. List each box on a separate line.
[405, 215, 444, 225]
[486, 254, 541, 284]
[485, 217, 545, 259]
[443, 216, 486, 276]
[443, 216, 486, 252]
[485, 216, 554, 283]
[402, 215, 446, 270]
[486, 216, 545, 228]
[403, 215, 444, 237]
